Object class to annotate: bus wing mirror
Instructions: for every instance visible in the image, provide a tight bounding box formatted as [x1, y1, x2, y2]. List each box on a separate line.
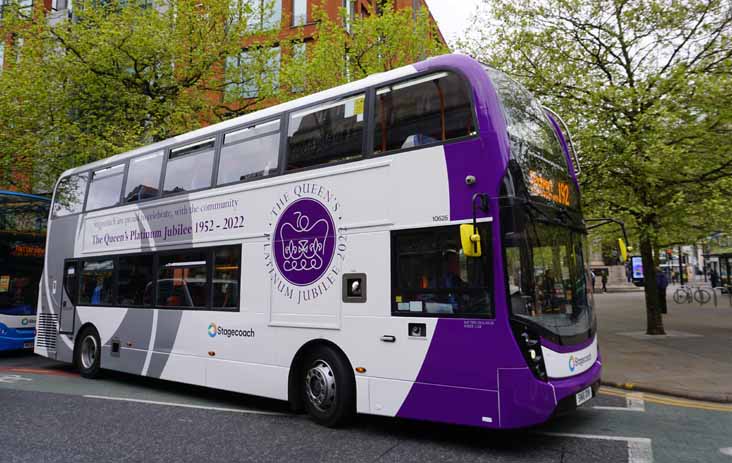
[460, 224, 482, 257]
[618, 238, 628, 263]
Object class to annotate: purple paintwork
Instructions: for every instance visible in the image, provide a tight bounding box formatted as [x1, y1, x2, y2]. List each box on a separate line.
[414, 55, 510, 222]
[395, 54, 600, 429]
[273, 197, 335, 286]
[541, 334, 595, 354]
[551, 357, 602, 402]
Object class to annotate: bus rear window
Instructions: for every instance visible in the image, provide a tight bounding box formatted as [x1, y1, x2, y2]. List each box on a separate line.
[157, 251, 209, 308]
[287, 93, 365, 170]
[125, 152, 163, 203]
[218, 120, 280, 185]
[86, 164, 124, 211]
[79, 259, 114, 305]
[53, 173, 88, 217]
[374, 72, 475, 153]
[163, 139, 215, 195]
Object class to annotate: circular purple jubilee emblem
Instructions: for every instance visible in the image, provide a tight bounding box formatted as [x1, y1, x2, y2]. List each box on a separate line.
[273, 198, 336, 286]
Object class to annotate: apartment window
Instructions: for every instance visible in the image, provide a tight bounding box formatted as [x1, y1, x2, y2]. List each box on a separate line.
[287, 93, 365, 170]
[163, 139, 215, 195]
[225, 47, 280, 100]
[117, 254, 154, 306]
[124, 151, 163, 203]
[157, 250, 209, 308]
[53, 173, 89, 217]
[374, 72, 476, 153]
[0, 43, 4, 72]
[79, 259, 115, 305]
[292, 0, 306, 26]
[86, 164, 124, 211]
[291, 41, 306, 93]
[343, 0, 354, 31]
[391, 224, 493, 317]
[241, 0, 282, 31]
[218, 119, 280, 185]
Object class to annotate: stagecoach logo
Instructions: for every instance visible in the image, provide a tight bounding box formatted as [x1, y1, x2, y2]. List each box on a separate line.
[568, 352, 592, 372]
[265, 183, 346, 304]
[208, 322, 255, 338]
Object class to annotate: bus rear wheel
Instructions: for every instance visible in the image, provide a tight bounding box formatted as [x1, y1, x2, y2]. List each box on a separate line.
[302, 346, 355, 427]
[75, 327, 102, 379]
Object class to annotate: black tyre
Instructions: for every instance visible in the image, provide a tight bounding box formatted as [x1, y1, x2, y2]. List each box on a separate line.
[301, 346, 355, 427]
[672, 289, 686, 305]
[75, 327, 102, 379]
[694, 289, 711, 305]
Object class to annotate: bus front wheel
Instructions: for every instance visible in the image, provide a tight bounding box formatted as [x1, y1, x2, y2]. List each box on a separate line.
[302, 346, 355, 427]
[75, 327, 102, 379]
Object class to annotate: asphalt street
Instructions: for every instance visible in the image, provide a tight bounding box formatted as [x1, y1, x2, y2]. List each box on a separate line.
[1, 351, 731, 463]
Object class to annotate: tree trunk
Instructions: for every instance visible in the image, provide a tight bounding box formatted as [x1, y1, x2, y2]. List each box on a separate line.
[640, 236, 666, 335]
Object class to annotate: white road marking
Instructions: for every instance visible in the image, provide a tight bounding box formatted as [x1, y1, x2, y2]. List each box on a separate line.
[720, 447, 732, 456]
[83, 394, 287, 416]
[0, 374, 33, 384]
[540, 432, 653, 463]
[594, 392, 646, 412]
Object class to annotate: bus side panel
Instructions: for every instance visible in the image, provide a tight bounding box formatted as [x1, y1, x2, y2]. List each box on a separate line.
[36, 215, 82, 362]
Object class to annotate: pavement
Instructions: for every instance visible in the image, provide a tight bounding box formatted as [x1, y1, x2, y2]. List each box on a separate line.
[595, 284, 732, 402]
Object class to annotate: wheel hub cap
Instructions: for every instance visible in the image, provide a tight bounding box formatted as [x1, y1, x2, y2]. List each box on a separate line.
[81, 335, 97, 370]
[305, 360, 336, 412]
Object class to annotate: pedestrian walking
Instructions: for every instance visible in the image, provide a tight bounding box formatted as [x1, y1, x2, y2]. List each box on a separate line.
[601, 271, 608, 293]
[656, 267, 669, 314]
[710, 268, 720, 288]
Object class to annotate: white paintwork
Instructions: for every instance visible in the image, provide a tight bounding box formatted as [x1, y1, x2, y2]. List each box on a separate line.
[541, 337, 598, 379]
[0, 314, 36, 330]
[368, 377, 414, 416]
[75, 306, 128, 345]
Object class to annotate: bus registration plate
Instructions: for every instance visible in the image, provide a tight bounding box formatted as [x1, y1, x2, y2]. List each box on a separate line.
[576, 386, 592, 406]
[23, 342, 33, 349]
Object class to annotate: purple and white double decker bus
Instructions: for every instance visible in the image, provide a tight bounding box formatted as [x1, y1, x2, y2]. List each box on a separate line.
[36, 54, 599, 428]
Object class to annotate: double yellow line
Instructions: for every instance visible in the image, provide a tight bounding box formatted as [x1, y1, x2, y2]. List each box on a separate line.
[599, 386, 732, 413]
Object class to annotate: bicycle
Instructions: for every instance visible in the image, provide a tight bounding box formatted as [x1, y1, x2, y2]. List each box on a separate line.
[672, 285, 712, 305]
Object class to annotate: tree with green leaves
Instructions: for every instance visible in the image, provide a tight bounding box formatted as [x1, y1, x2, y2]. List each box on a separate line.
[0, 0, 282, 191]
[280, 0, 447, 98]
[460, 0, 732, 334]
[0, 0, 445, 193]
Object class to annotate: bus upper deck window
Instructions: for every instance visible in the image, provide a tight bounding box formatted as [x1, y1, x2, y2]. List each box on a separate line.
[374, 72, 475, 154]
[86, 164, 125, 211]
[218, 120, 280, 185]
[125, 151, 163, 203]
[53, 173, 89, 217]
[163, 139, 215, 195]
[286, 93, 365, 171]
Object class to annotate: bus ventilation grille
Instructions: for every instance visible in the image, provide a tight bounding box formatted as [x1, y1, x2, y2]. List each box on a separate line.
[36, 314, 58, 350]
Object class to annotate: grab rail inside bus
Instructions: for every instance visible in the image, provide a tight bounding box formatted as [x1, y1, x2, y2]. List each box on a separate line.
[543, 106, 581, 177]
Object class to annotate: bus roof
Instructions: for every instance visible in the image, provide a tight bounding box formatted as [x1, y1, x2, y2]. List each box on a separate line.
[55, 54, 484, 179]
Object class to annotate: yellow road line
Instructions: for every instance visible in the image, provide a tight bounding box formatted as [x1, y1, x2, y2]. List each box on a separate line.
[599, 386, 732, 413]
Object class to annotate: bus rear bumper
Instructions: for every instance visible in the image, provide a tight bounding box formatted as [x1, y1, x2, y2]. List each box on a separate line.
[0, 328, 36, 351]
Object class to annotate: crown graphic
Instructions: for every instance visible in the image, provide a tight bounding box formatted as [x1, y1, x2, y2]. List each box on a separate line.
[280, 212, 329, 273]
